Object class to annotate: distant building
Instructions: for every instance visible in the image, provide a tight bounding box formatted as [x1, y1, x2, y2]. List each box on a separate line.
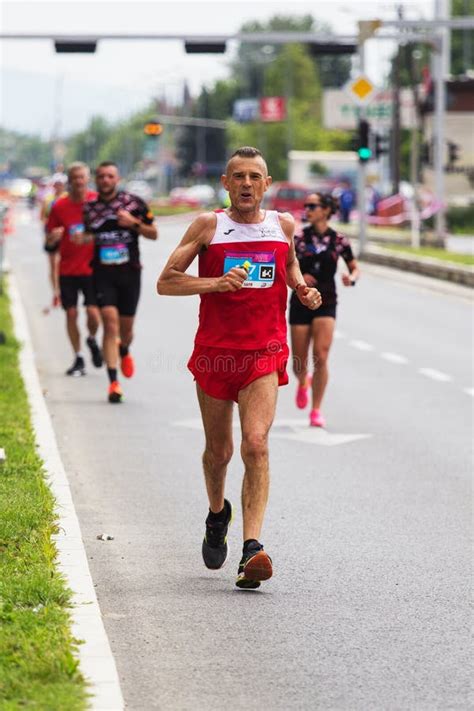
[288, 151, 359, 191]
[422, 78, 474, 204]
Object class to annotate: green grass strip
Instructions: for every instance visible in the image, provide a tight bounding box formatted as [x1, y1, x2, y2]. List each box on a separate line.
[151, 205, 202, 217]
[383, 244, 474, 266]
[0, 285, 89, 710]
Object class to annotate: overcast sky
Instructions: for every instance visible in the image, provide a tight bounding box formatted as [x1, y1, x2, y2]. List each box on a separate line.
[1, 0, 436, 138]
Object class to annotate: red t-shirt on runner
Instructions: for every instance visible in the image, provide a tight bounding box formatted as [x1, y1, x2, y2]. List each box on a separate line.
[46, 191, 97, 276]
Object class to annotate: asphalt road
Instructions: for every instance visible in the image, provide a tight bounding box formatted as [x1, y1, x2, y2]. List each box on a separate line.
[7, 207, 473, 711]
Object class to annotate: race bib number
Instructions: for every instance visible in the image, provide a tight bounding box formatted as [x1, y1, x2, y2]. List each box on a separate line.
[99, 244, 129, 265]
[69, 223, 84, 241]
[223, 251, 275, 289]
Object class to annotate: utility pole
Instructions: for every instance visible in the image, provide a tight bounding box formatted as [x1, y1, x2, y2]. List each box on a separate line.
[433, 0, 449, 241]
[391, 5, 403, 195]
[408, 49, 423, 248]
[356, 41, 368, 257]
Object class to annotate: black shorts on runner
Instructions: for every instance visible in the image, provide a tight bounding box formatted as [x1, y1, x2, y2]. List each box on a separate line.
[93, 266, 141, 317]
[59, 275, 97, 310]
[289, 293, 336, 325]
[44, 242, 59, 254]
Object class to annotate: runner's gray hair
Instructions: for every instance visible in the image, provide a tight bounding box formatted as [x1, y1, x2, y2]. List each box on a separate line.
[67, 161, 90, 179]
[227, 147, 268, 175]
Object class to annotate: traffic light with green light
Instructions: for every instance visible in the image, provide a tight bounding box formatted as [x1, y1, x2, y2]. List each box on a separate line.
[357, 119, 372, 162]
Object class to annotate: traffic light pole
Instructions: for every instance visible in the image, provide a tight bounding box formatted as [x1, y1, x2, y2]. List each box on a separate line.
[357, 43, 368, 257]
[433, 0, 448, 242]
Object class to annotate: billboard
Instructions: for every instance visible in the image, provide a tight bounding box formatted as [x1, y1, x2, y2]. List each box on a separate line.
[323, 88, 417, 130]
[260, 97, 286, 122]
[233, 99, 259, 123]
[233, 97, 287, 123]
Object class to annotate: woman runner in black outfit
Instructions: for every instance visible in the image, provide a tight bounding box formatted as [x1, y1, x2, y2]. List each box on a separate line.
[289, 192, 360, 427]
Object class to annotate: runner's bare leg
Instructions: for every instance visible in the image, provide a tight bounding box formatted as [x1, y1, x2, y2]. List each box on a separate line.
[238, 371, 278, 541]
[196, 384, 234, 513]
[101, 306, 120, 368]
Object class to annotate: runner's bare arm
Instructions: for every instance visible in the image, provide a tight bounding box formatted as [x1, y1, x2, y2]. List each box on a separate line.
[136, 222, 158, 240]
[157, 213, 247, 296]
[278, 212, 322, 310]
[116, 209, 158, 240]
[45, 226, 64, 246]
[278, 213, 305, 290]
[341, 258, 360, 286]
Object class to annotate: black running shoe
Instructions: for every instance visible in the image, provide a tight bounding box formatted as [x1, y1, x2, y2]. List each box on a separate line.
[86, 337, 103, 368]
[66, 356, 86, 377]
[202, 499, 232, 570]
[235, 540, 273, 590]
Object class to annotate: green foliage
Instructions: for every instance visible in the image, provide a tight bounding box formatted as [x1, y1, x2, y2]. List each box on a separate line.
[393, 0, 473, 85]
[234, 14, 350, 90]
[384, 243, 474, 265]
[65, 116, 111, 167]
[0, 289, 88, 709]
[0, 129, 52, 175]
[309, 162, 329, 176]
[451, 0, 474, 76]
[6, 13, 354, 182]
[445, 204, 474, 233]
[66, 108, 156, 175]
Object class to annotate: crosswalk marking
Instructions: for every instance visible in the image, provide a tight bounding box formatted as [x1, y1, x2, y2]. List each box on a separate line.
[350, 339, 375, 352]
[381, 352, 409, 364]
[418, 368, 453, 383]
[173, 419, 372, 447]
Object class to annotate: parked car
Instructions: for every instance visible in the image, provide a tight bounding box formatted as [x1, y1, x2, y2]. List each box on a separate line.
[7, 178, 33, 199]
[262, 182, 310, 216]
[169, 184, 216, 208]
[185, 184, 216, 207]
[125, 180, 153, 203]
[169, 187, 200, 208]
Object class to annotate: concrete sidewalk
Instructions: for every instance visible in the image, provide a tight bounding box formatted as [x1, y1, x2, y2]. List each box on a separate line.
[360, 243, 474, 288]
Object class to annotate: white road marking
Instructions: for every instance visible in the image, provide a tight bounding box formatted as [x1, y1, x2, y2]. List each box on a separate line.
[381, 352, 409, 364]
[173, 418, 372, 447]
[349, 339, 375, 352]
[17, 211, 33, 225]
[418, 368, 453, 382]
[463, 387, 474, 397]
[8, 275, 124, 711]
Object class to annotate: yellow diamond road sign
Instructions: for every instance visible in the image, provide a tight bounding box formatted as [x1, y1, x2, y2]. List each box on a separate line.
[348, 75, 375, 103]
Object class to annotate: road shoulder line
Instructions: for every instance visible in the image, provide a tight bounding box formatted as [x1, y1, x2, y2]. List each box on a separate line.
[8, 274, 124, 711]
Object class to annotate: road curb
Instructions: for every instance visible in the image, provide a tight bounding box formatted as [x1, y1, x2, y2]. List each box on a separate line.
[360, 245, 474, 288]
[8, 274, 124, 711]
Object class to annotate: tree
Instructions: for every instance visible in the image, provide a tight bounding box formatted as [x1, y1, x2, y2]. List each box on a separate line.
[394, 0, 473, 87]
[451, 0, 474, 76]
[233, 15, 350, 90]
[0, 129, 52, 176]
[175, 14, 352, 181]
[175, 81, 240, 180]
[65, 117, 110, 166]
[227, 41, 350, 179]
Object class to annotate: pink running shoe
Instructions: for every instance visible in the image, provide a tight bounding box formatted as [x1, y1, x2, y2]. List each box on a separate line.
[309, 409, 326, 428]
[295, 374, 312, 409]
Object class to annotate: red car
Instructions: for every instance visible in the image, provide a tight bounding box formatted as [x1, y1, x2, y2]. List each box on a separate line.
[262, 182, 310, 216]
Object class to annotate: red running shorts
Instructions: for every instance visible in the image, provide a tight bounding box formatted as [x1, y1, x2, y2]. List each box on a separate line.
[187, 343, 289, 402]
